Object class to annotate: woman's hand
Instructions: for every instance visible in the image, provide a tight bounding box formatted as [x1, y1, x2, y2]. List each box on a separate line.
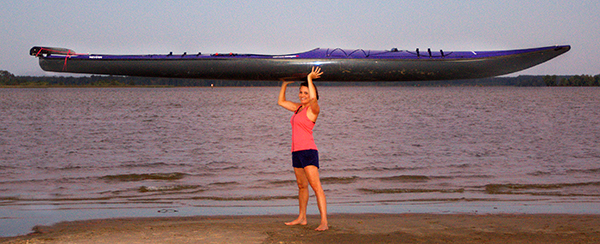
[282, 80, 295, 86]
[279, 77, 296, 86]
[308, 66, 323, 80]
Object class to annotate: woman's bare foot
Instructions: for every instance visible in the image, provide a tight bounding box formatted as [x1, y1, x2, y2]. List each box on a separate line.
[285, 217, 307, 226]
[315, 222, 328, 231]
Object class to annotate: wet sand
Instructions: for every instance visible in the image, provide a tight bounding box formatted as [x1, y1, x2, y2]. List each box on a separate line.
[2, 214, 600, 243]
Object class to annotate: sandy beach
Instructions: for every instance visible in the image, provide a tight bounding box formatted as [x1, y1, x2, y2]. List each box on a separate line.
[1, 213, 599, 243]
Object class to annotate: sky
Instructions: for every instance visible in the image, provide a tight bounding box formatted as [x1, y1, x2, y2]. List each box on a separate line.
[1, 0, 598, 77]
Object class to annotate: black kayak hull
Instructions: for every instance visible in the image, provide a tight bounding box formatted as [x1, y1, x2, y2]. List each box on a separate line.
[31, 45, 570, 81]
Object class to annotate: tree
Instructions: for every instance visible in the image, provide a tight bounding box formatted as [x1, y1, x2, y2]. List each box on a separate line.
[0, 70, 14, 78]
[560, 75, 596, 86]
[0, 70, 19, 85]
[543, 75, 557, 86]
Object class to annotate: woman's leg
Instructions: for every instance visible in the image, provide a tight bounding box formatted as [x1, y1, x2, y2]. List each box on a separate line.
[304, 165, 328, 231]
[285, 167, 309, 226]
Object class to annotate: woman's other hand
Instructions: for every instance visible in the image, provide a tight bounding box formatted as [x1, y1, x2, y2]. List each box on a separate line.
[308, 66, 323, 80]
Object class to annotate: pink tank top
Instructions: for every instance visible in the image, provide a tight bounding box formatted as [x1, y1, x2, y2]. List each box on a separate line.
[290, 106, 317, 152]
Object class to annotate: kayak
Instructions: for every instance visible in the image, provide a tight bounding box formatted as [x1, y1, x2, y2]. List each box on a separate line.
[29, 45, 570, 81]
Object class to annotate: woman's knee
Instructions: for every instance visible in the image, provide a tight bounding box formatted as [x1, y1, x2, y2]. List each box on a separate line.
[297, 181, 309, 190]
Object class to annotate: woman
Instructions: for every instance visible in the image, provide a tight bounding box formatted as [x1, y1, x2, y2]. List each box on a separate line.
[277, 66, 328, 231]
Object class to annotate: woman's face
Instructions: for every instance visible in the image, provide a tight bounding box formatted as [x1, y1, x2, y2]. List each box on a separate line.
[298, 86, 310, 105]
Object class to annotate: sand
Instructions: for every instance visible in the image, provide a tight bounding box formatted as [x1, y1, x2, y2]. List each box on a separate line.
[2, 214, 600, 243]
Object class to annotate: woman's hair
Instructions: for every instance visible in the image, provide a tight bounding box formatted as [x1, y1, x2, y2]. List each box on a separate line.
[300, 81, 319, 100]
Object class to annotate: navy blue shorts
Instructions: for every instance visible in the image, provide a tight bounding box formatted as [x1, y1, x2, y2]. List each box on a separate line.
[292, 149, 319, 168]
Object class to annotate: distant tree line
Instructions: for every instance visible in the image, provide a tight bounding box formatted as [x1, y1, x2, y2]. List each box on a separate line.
[1, 70, 599, 87]
[542, 75, 600, 86]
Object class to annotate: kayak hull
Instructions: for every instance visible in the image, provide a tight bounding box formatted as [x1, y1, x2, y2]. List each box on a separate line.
[31, 45, 570, 81]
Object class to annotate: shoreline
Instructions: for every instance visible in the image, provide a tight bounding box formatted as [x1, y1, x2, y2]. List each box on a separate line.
[2, 200, 600, 239]
[2, 213, 600, 243]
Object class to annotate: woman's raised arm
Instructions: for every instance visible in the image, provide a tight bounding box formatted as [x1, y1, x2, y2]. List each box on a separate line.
[278, 79, 300, 112]
[306, 66, 322, 116]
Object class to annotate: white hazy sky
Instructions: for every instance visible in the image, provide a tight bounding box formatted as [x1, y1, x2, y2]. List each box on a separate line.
[1, 0, 598, 76]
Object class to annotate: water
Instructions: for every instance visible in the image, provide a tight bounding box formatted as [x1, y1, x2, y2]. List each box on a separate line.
[1, 86, 600, 236]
